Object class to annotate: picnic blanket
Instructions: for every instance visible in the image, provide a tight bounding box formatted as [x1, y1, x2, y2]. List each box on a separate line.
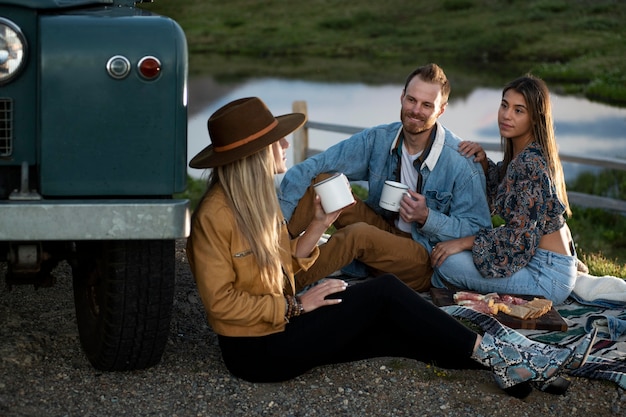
[439, 301, 626, 390]
[338, 262, 626, 389]
[571, 272, 626, 308]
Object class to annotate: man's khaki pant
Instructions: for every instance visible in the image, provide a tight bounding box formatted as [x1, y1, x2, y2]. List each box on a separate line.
[287, 174, 432, 292]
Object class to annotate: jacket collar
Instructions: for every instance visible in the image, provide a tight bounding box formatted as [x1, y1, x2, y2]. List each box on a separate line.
[389, 122, 446, 171]
[421, 122, 445, 171]
[389, 125, 403, 155]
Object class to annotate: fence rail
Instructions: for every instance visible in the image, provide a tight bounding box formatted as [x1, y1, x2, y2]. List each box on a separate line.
[291, 101, 626, 213]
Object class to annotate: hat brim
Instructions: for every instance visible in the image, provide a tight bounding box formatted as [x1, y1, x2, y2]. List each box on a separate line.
[189, 113, 306, 169]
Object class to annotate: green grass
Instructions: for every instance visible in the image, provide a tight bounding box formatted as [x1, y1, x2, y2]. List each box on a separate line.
[142, 0, 626, 106]
[174, 174, 207, 211]
[578, 251, 626, 278]
[567, 168, 626, 269]
[568, 169, 626, 200]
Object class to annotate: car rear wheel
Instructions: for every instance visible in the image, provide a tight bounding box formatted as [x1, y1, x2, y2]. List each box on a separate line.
[71, 240, 174, 371]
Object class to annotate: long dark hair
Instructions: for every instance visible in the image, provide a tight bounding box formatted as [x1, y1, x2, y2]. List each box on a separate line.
[500, 74, 570, 216]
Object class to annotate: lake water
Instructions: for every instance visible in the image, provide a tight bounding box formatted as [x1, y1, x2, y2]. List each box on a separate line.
[187, 78, 626, 182]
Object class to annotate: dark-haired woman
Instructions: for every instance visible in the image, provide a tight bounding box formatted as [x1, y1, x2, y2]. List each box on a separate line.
[431, 74, 577, 305]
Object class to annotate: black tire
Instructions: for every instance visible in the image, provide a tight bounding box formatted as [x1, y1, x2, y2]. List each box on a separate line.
[71, 240, 175, 371]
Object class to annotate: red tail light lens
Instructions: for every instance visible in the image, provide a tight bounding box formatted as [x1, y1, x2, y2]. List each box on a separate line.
[138, 56, 161, 80]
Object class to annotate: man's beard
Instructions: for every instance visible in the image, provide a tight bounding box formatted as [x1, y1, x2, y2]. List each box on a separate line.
[401, 111, 434, 135]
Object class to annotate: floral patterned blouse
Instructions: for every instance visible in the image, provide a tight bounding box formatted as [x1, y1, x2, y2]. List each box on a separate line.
[472, 141, 566, 278]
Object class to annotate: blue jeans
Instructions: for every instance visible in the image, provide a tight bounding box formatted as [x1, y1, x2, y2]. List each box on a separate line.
[431, 249, 577, 304]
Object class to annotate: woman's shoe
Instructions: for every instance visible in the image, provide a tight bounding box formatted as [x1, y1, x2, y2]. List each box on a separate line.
[532, 376, 571, 395]
[532, 328, 597, 392]
[472, 332, 574, 390]
[564, 328, 597, 371]
[489, 325, 597, 372]
[503, 382, 533, 399]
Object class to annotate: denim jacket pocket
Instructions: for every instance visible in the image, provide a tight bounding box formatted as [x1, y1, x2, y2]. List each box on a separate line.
[424, 190, 452, 212]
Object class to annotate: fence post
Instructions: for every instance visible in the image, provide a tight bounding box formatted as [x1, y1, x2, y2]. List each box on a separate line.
[292, 100, 309, 164]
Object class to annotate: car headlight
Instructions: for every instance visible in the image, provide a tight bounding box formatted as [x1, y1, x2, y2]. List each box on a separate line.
[0, 17, 27, 85]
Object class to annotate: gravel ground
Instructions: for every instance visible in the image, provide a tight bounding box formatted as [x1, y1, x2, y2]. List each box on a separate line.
[0, 239, 624, 417]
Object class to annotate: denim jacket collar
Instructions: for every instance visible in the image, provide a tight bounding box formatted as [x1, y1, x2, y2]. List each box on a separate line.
[390, 122, 446, 171]
[422, 122, 446, 171]
[388, 125, 403, 156]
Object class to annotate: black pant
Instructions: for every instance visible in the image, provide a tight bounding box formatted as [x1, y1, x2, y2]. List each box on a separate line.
[218, 274, 482, 382]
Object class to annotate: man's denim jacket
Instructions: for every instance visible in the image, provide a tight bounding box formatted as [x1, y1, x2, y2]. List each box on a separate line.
[279, 121, 492, 254]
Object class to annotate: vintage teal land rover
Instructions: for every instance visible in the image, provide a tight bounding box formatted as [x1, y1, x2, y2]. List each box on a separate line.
[0, 0, 189, 371]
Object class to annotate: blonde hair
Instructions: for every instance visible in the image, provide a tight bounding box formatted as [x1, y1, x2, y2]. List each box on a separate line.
[500, 75, 571, 217]
[202, 146, 283, 287]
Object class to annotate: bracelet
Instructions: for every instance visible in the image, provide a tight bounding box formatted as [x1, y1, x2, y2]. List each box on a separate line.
[285, 295, 305, 321]
[285, 296, 293, 320]
[285, 295, 293, 321]
[295, 296, 304, 315]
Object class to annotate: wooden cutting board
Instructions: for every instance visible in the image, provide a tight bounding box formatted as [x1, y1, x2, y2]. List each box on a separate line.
[430, 288, 568, 331]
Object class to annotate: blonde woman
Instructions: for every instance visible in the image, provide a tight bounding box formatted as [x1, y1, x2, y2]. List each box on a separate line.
[186, 97, 593, 399]
[431, 75, 577, 304]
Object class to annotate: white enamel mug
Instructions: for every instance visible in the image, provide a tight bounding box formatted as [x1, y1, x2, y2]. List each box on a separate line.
[313, 173, 355, 213]
[379, 180, 409, 212]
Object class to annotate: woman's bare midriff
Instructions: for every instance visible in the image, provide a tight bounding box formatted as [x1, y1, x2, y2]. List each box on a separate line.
[539, 226, 573, 256]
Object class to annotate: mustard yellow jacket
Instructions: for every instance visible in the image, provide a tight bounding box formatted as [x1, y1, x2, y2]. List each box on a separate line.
[186, 186, 319, 337]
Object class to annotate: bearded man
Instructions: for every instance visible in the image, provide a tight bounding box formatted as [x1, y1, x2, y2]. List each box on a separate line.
[279, 63, 491, 292]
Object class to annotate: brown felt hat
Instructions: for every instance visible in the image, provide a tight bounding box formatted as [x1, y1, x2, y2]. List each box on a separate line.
[189, 97, 306, 168]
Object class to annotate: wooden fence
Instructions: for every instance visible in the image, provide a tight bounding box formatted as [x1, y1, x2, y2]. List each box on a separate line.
[291, 101, 626, 213]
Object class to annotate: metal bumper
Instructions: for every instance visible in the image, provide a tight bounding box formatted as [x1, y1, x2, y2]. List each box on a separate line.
[0, 199, 190, 241]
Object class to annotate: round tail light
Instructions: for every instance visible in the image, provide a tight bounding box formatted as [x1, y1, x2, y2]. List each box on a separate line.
[138, 56, 161, 80]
